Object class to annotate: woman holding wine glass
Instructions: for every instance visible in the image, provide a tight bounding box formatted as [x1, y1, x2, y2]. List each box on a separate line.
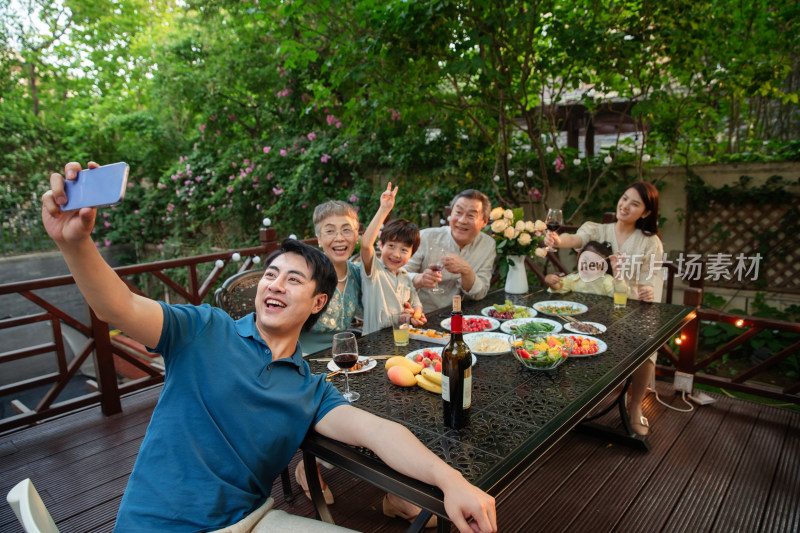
[545, 182, 664, 436]
[545, 208, 563, 252]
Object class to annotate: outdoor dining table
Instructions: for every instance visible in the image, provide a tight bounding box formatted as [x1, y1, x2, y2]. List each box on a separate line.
[300, 288, 696, 532]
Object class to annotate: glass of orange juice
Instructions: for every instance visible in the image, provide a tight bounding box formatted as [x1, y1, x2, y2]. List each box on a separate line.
[613, 276, 628, 309]
[392, 312, 411, 346]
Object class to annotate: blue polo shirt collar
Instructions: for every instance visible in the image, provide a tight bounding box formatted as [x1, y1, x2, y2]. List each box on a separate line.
[234, 313, 308, 376]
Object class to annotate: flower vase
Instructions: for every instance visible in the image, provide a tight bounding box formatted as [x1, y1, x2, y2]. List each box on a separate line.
[504, 255, 528, 294]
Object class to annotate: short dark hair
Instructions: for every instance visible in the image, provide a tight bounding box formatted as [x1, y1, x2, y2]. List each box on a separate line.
[379, 218, 421, 254]
[450, 189, 491, 221]
[625, 181, 660, 238]
[581, 240, 613, 273]
[263, 239, 337, 331]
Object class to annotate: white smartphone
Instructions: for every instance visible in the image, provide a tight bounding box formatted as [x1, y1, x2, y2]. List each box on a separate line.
[61, 162, 129, 211]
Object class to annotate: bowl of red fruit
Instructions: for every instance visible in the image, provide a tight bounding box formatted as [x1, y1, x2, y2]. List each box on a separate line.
[406, 347, 477, 370]
[440, 315, 499, 332]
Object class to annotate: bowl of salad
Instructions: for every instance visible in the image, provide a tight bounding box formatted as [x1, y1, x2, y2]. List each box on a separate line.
[509, 333, 574, 370]
[481, 300, 537, 320]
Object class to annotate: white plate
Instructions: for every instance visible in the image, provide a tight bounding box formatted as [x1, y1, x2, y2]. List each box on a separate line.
[500, 317, 562, 334]
[406, 347, 477, 366]
[408, 328, 450, 345]
[440, 315, 500, 332]
[480, 305, 537, 321]
[532, 300, 589, 316]
[563, 321, 607, 335]
[327, 356, 378, 374]
[561, 334, 607, 357]
[463, 332, 512, 355]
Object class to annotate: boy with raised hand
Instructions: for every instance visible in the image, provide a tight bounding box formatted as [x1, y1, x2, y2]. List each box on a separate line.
[42, 162, 497, 532]
[360, 182, 427, 335]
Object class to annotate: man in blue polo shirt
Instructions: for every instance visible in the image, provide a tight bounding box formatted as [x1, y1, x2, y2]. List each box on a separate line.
[42, 161, 497, 533]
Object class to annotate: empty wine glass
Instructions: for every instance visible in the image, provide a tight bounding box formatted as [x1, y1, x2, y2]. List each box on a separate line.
[332, 332, 360, 402]
[545, 208, 563, 252]
[428, 245, 446, 293]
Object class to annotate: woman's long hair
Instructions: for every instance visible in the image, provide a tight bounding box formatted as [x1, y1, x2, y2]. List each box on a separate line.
[626, 181, 660, 238]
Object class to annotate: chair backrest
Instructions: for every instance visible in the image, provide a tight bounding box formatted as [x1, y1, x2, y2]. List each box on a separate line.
[213, 268, 264, 319]
[6, 478, 59, 533]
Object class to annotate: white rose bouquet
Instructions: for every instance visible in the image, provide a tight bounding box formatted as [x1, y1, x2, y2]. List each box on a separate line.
[486, 206, 547, 275]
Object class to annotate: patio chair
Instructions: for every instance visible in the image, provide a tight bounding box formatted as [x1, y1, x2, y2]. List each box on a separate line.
[214, 268, 295, 504]
[214, 269, 264, 320]
[6, 478, 59, 533]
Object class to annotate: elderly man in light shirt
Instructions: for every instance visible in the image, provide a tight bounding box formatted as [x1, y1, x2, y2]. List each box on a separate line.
[406, 189, 497, 312]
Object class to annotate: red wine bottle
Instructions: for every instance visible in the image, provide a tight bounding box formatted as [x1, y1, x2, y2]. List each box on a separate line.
[442, 295, 472, 429]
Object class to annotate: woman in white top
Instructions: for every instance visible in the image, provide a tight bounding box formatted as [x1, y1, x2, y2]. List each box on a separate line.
[545, 181, 663, 436]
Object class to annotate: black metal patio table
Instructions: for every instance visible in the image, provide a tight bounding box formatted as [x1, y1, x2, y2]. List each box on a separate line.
[300, 289, 695, 532]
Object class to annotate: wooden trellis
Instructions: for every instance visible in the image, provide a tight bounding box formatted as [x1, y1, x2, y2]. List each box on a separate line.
[685, 199, 800, 294]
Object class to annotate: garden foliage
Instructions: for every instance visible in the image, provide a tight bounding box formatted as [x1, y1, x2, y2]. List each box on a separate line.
[1, 0, 798, 256]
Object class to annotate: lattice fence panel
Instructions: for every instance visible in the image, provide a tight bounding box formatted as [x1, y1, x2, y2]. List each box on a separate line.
[686, 200, 800, 293]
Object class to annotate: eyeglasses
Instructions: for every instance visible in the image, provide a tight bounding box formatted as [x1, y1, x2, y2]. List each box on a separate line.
[320, 227, 356, 239]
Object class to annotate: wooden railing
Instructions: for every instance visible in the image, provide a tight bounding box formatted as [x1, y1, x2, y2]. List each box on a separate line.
[659, 307, 800, 403]
[2, 225, 797, 433]
[0, 228, 285, 433]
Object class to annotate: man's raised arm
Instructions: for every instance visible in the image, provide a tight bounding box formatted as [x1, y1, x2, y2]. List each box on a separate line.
[42, 162, 163, 348]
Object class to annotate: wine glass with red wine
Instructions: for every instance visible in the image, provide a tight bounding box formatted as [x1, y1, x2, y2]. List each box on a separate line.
[429, 246, 446, 293]
[332, 332, 360, 402]
[545, 208, 563, 252]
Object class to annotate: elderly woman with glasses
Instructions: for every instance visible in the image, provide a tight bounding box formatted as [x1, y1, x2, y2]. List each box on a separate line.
[295, 200, 362, 505]
[298, 200, 363, 357]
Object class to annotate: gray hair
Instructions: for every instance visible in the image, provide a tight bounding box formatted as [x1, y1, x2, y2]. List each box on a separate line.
[450, 189, 491, 221]
[313, 200, 360, 235]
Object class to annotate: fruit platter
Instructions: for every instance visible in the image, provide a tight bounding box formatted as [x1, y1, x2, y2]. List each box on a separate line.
[383, 354, 443, 394]
[480, 300, 537, 320]
[408, 348, 443, 372]
[509, 333, 575, 370]
[381, 350, 477, 395]
[440, 315, 500, 332]
[408, 327, 450, 345]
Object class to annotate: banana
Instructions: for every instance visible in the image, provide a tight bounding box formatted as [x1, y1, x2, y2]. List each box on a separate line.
[421, 368, 442, 385]
[415, 374, 442, 394]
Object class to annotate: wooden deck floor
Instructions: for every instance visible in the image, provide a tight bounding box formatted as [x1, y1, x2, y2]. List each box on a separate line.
[1, 380, 798, 533]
